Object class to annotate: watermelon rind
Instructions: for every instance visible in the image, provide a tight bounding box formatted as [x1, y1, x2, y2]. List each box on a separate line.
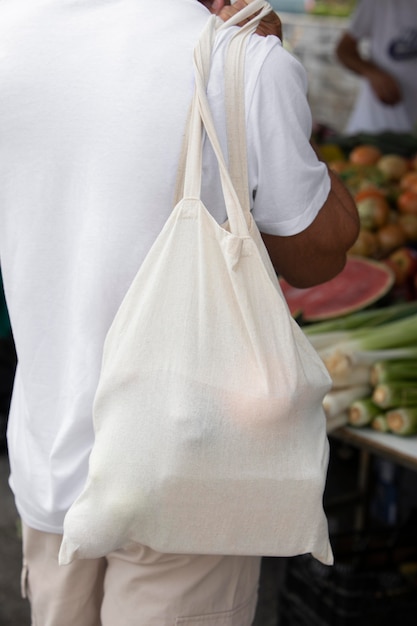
[279, 256, 395, 322]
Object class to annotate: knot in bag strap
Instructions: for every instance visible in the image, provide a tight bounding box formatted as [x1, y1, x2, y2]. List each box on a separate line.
[218, 0, 272, 31]
[176, 1, 273, 237]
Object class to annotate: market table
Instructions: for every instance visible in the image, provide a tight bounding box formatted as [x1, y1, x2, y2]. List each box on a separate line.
[328, 427, 417, 528]
[332, 426, 417, 472]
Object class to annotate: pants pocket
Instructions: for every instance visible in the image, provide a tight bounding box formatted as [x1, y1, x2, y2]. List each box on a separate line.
[175, 591, 257, 625]
[21, 559, 29, 599]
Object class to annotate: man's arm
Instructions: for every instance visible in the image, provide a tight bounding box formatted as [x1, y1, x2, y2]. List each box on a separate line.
[336, 32, 402, 106]
[215, 0, 359, 288]
[261, 168, 360, 288]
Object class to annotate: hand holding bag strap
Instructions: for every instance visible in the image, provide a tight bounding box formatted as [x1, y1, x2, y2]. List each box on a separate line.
[223, 6, 285, 284]
[182, 21, 250, 238]
[192, 2, 271, 235]
[220, 2, 274, 215]
[217, 0, 272, 29]
[174, 1, 272, 224]
[183, 9, 270, 238]
[178, 16, 249, 237]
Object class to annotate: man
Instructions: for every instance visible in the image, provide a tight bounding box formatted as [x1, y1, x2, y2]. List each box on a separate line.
[0, 1, 358, 624]
[336, 0, 417, 134]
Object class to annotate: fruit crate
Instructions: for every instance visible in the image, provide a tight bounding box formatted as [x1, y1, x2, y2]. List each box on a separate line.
[278, 523, 417, 626]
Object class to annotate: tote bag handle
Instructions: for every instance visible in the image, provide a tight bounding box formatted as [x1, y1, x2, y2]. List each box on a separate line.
[175, 1, 272, 235]
[218, 0, 274, 215]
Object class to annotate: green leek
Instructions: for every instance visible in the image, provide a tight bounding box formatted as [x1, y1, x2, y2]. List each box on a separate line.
[348, 398, 381, 427]
[304, 301, 417, 335]
[386, 408, 417, 436]
[371, 360, 417, 386]
[306, 331, 351, 352]
[371, 415, 390, 433]
[331, 364, 372, 389]
[372, 383, 417, 410]
[319, 313, 417, 380]
[323, 385, 371, 420]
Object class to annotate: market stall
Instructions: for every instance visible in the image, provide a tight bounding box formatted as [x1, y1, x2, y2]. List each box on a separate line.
[276, 0, 417, 452]
[271, 1, 358, 132]
[277, 123, 417, 624]
[267, 3, 417, 623]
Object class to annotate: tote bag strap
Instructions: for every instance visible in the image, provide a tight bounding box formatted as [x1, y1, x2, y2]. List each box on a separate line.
[182, 6, 270, 237]
[222, 23, 254, 216]
[217, 0, 273, 217]
[174, 1, 271, 226]
[182, 22, 249, 237]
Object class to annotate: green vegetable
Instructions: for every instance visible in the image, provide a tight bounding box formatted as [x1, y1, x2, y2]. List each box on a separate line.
[323, 385, 371, 420]
[371, 415, 390, 433]
[348, 398, 381, 427]
[331, 364, 371, 390]
[328, 314, 417, 353]
[319, 314, 417, 381]
[372, 383, 417, 410]
[307, 330, 352, 352]
[386, 408, 417, 436]
[371, 360, 417, 386]
[322, 348, 417, 390]
[304, 301, 417, 336]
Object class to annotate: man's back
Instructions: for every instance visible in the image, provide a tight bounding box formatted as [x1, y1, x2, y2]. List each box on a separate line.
[0, 0, 212, 529]
[0, 0, 332, 533]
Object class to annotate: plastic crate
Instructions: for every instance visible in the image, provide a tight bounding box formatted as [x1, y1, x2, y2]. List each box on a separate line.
[278, 524, 417, 626]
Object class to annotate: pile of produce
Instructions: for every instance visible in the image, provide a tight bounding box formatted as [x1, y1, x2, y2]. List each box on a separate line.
[281, 133, 417, 437]
[280, 254, 417, 438]
[302, 301, 417, 436]
[345, 148, 417, 260]
[319, 133, 417, 268]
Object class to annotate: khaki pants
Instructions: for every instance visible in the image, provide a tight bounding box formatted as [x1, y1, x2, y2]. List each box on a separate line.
[21, 523, 261, 626]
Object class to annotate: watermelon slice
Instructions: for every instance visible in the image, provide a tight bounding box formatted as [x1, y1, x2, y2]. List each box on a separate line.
[279, 256, 395, 322]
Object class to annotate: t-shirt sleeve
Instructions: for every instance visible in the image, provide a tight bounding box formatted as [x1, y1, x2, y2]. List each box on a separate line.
[346, 0, 375, 40]
[246, 40, 330, 236]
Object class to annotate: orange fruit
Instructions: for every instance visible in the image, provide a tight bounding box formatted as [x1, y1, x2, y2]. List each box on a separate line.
[328, 160, 349, 174]
[410, 154, 417, 171]
[377, 223, 407, 256]
[356, 196, 391, 230]
[349, 145, 382, 166]
[400, 171, 417, 191]
[377, 154, 408, 181]
[398, 214, 417, 241]
[348, 230, 379, 257]
[408, 180, 417, 195]
[354, 186, 386, 203]
[397, 190, 417, 215]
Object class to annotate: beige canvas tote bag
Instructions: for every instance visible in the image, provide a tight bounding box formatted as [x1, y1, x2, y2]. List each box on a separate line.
[59, 0, 333, 567]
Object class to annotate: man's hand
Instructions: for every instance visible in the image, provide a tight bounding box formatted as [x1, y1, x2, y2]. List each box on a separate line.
[336, 32, 403, 106]
[217, 0, 283, 40]
[367, 67, 402, 106]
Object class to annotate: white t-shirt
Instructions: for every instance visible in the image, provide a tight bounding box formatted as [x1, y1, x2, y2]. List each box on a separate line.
[345, 0, 417, 134]
[0, 0, 330, 533]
